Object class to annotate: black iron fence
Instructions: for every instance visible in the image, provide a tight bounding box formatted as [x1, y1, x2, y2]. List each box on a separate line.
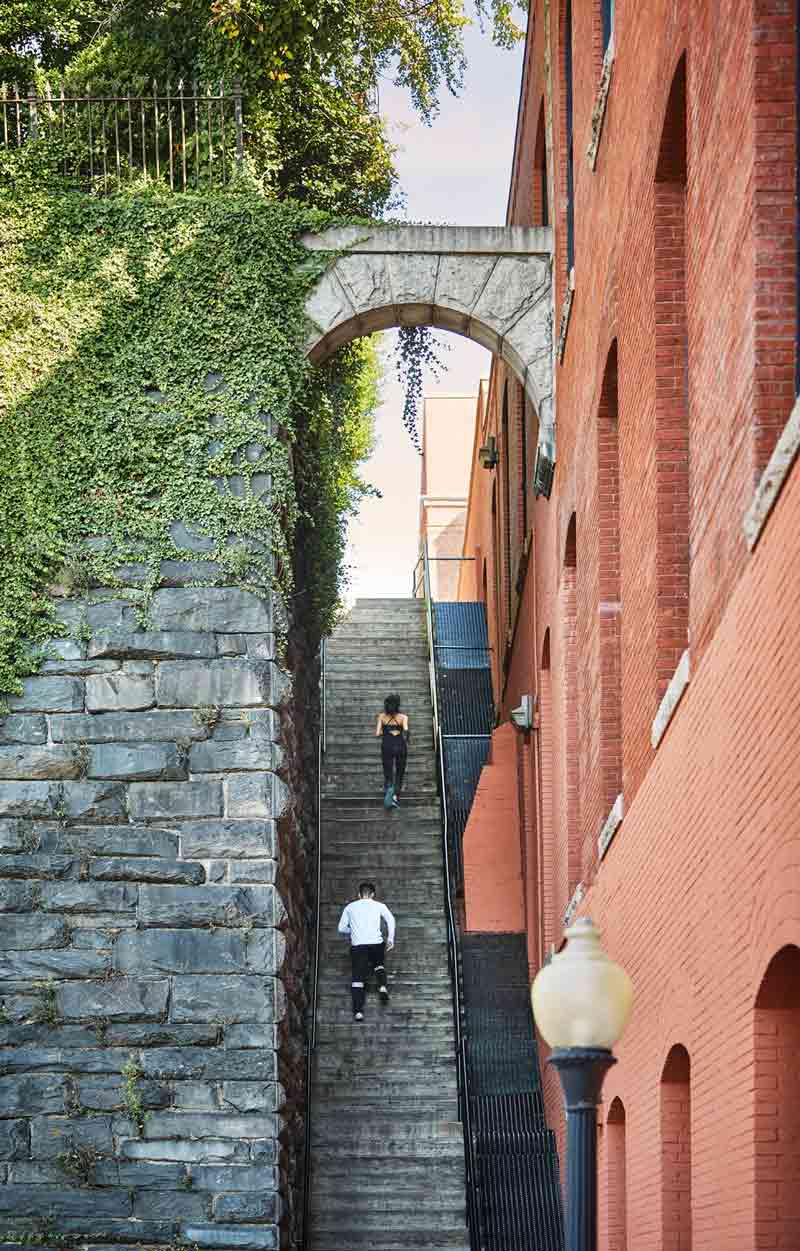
[0, 79, 244, 189]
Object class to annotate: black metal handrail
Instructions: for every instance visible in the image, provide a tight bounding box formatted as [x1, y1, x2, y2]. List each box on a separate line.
[302, 637, 326, 1249]
[419, 540, 480, 1250]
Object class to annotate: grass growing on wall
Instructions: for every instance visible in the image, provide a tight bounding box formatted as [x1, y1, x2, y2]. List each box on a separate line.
[0, 181, 378, 697]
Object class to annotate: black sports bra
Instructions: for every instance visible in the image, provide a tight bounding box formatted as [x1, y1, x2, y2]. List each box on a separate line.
[381, 716, 403, 737]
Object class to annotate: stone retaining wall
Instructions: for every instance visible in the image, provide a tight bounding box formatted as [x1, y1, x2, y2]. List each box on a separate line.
[0, 583, 309, 1251]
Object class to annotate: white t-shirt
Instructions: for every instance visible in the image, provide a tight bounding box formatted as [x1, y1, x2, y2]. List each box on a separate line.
[338, 897, 396, 947]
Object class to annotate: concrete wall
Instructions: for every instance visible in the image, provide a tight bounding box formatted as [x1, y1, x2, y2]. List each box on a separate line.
[418, 394, 477, 601]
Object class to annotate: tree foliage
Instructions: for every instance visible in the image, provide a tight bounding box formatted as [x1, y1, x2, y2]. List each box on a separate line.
[2, 0, 525, 214]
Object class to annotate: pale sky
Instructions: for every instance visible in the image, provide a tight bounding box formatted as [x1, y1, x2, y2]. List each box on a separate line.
[344, 11, 525, 601]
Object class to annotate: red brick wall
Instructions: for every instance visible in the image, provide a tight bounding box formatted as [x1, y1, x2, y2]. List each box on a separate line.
[457, 0, 800, 1244]
[462, 723, 525, 933]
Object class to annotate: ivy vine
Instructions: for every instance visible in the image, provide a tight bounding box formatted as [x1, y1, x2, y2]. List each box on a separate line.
[393, 324, 450, 453]
[0, 175, 377, 696]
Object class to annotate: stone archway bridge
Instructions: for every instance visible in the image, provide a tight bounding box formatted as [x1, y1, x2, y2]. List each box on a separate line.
[302, 224, 554, 438]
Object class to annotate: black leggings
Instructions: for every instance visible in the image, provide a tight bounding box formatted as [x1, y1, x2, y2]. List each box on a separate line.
[381, 736, 407, 792]
[351, 942, 387, 1012]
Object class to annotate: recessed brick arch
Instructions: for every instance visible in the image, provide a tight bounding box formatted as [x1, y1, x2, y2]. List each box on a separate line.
[302, 224, 554, 429]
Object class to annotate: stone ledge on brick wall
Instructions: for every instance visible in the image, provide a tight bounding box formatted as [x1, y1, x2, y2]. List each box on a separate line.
[651, 648, 691, 749]
[743, 393, 800, 551]
[597, 793, 624, 860]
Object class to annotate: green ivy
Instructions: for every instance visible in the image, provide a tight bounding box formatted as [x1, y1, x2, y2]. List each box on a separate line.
[0, 176, 377, 695]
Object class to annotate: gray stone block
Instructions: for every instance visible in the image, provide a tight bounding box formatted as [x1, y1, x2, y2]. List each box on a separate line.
[123, 659, 154, 674]
[0, 949, 109, 979]
[114, 929, 246, 975]
[157, 659, 267, 709]
[191, 1164, 276, 1192]
[0, 822, 22, 852]
[86, 672, 155, 713]
[0, 715, 47, 745]
[145, 1112, 277, 1139]
[244, 634, 275, 661]
[47, 824, 178, 857]
[53, 597, 138, 634]
[59, 780, 127, 821]
[105, 1023, 219, 1048]
[87, 742, 186, 782]
[112, 1160, 186, 1189]
[189, 733, 276, 774]
[0, 1073, 66, 1116]
[159, 559, 222, 586]
[223, 1024, 275, 1051]
[71, 928, 113, 949]
[0, 916, 68, 949]
[40, 659, 120, 676]
[139, 1049, 275, 1083]
[89, 631, 217, 660]
[0, 746, 82, 781]
[80, 1076, 169, 1112]
[212, 1194, 279, 1223]
[51, 710, 205, 743]
[216, 634, 247, 655]
[91, 856, 204, 885]
[121, 1138, 240, 1162]
[0, 1047, 123, 1076]
[7, 1161, 62, 1181]
[171, 975, 275, 1024]
[57, 978, 169, 1021]
[183, 1223, 278, 1249]
[7, 676, 84, 713]
[179, 820, 276, 860]
[44, 638, 86, 661]
[0, 1120, 27, 1160]
[128, 781, 223, 821]
[0, 854, 73, 879]
[170, 521, 216, 553]
[221, 1082, 277, 1113]
[133, 1191, 208, 1221]
[172, 1081, 218, 1110]
[245, 931, 285, 974]
[150, 588, 271, 633]
[229, 861, 276, 885]
[139, 884, 282, 928]
[39, 881, 137, 913]
[0, 783, 54, 817]
[0, 1186, 131, 1218]
[226, 773, 285, 819]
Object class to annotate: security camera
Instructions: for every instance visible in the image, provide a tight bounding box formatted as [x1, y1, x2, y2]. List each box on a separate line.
[510, 694, 534, 732]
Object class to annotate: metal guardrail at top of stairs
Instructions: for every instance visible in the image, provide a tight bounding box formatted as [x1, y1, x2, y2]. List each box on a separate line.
[418, 541, 480, 1251]
[302, 636, 326, 1250]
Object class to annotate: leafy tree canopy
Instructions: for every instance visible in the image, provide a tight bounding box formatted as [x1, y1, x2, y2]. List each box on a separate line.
[1, 0, 525, 213]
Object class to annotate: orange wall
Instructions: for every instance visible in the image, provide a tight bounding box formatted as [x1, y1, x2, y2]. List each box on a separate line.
[462, 722, 524, 933]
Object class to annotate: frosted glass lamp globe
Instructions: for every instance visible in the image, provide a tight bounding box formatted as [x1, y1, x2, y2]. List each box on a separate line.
[531, 917, 633, 1050]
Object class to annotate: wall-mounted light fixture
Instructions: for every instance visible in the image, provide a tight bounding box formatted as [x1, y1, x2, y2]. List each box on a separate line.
[510, 694, 536, 732]
[478, 436, 499, 469]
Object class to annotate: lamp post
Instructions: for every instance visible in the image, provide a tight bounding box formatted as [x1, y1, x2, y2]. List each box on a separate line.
[531, 917, 633, 1251]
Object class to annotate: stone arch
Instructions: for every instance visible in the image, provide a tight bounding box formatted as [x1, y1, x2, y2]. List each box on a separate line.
[302, 224, 554, 430]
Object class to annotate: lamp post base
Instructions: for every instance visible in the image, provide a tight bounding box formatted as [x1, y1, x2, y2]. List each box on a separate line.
[548, 1047, 616, 1251]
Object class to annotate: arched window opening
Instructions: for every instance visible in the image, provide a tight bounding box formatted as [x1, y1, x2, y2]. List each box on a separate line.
[538, 630, 556, 953]
[754, 945, 800, 1250]
[564, 0, 576, 273]
[534, 98, 549, 228]
[606, 1097, 627, 1251]
[562, 515, 579, 895]
[597, 343, 622, 808]
[661, 1044, 692, 1250]
[654, 54, 690, 705]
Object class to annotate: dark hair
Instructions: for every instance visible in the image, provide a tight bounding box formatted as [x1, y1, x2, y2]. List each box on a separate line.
[384, 694, 401, 715]
[358, 881, 376, 898]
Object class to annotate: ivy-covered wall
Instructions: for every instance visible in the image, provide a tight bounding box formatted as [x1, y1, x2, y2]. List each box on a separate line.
[0, 186, 376, 1250]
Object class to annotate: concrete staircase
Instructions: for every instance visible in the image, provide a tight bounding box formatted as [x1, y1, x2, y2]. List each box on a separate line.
[307, 598, 470, 1251]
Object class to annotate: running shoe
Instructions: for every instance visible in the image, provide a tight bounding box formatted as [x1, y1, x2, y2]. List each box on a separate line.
[383, 784, 394, 810]
[354, 1011, 364, 1021]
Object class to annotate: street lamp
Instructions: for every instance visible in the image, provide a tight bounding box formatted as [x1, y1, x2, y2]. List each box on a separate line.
[531, 917, 633, 1251]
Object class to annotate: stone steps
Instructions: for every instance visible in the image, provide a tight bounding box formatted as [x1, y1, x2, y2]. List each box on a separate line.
[308, 599, 465, 1251]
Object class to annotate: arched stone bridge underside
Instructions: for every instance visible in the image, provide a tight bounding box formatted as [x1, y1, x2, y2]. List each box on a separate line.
[302, 225, 554, 430]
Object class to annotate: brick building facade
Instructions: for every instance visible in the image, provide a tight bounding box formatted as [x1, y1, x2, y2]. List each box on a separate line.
[457, 1, 800, 1246]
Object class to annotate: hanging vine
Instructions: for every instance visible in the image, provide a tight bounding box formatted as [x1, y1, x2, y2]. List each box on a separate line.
[393, 325, 451, 453]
